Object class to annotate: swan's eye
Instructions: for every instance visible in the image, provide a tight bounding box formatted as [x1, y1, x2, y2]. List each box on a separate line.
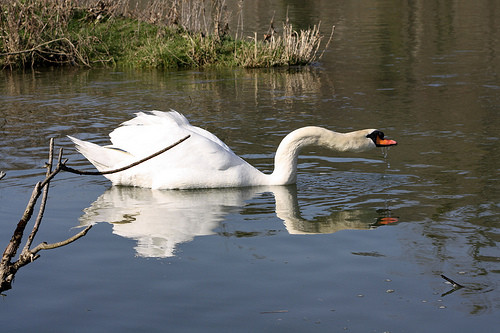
[366, 130, 383, 141]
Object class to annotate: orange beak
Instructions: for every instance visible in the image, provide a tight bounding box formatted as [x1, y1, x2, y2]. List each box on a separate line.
[376, 137, 397, 147]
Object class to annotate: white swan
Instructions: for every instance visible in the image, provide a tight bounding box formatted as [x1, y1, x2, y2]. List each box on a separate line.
[68, 110, 397, 189]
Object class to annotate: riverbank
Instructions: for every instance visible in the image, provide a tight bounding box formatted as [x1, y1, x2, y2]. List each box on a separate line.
[0, 0, 333, 70]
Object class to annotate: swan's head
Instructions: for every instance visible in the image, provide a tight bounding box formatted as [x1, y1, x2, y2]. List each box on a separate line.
[324, 128, 397, 152]
[365, 130, 397, 148]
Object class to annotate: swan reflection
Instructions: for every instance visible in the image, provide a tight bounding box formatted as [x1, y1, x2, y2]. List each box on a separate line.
[79, 186, 396, 258]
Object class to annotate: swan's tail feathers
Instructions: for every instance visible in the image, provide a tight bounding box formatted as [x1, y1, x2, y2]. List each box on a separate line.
[67, 136, 132, 172]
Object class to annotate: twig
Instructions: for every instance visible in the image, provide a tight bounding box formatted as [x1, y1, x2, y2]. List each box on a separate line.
[13, 225, 93, 271]
[0, 140, 88, 291]
[318, 25, 335, 60]
[0, 37, 91, 68]
[260, 310, 289, 314]
[22, 138, 54, 253]
[61, 135, 190, 175]
[1, 134, 190, 292]
[440, 274, 464, 289]
[31, 225, 93, 253]
[1, 181, 43, 267]
[0, 38, 69, 56]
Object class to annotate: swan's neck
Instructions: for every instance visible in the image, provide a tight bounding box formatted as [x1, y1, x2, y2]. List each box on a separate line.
[268, 127, 373, 185]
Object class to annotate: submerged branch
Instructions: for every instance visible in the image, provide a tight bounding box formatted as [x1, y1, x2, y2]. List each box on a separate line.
[440, 274, 465, 289]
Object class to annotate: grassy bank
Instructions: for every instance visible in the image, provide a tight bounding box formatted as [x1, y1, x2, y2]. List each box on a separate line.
[0, 0, 333, 70]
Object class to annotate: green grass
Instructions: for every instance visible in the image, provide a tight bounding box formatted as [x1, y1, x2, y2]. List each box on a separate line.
[0, 0, 332, 70]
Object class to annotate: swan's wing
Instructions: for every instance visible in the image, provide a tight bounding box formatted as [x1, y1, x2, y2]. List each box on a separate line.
[109, 110, 232, 157]
[152, 110, 232, 152]
[106, 111, 244, 172]
[69, 111, 262, 188]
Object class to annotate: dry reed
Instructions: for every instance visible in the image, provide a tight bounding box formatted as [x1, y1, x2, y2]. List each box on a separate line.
[236, 18, 334, 68]
[0, 0, 333, 69]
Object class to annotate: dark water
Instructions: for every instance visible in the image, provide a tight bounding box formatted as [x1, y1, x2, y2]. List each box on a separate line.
[1, 0, 499, 331]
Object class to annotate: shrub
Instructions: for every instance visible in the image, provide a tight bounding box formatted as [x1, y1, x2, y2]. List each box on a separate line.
[0, 0, 333, 69]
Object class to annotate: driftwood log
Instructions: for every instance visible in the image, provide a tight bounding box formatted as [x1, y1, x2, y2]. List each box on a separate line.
[0, 135, 189, 292]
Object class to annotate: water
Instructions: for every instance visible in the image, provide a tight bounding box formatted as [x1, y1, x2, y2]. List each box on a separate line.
[1, 0, 499, 331]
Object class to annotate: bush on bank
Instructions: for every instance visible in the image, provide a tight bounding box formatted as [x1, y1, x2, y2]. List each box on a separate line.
[0, 0, 332, 70]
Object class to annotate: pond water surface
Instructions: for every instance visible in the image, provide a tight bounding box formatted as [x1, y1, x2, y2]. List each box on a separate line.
[1, 0, 499, 332]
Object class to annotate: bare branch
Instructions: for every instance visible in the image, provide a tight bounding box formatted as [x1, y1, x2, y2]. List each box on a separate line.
[1, 181, 42, 267]
[22, 138, 55, 253]
[0, 38, 91, 67]
[61, 135, 190, 175]
[11, 225, 93, 274]
[0, 38, 70, 56]
[30, 225, 93, 254]
[1, 134, 191, 292]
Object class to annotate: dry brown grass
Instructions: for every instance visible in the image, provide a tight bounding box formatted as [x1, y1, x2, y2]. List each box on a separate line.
[0, 0, 231, 68]
[0, 0, 120, 68]
[236, 18, 335, 68]
[0, 0, 333, 69]
[121, 0, 230, 38]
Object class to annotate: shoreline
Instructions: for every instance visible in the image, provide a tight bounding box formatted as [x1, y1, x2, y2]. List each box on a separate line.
[0, 0, 333, 70]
